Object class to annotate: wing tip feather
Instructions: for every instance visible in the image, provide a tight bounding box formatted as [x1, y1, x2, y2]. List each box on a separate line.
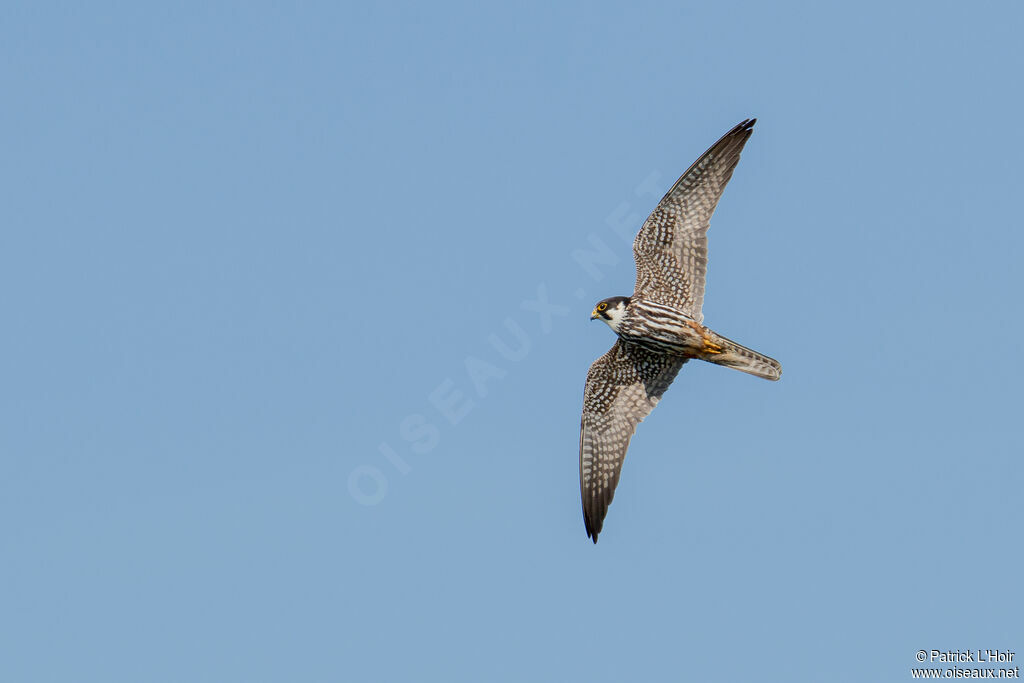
[584, 509, 601, 543]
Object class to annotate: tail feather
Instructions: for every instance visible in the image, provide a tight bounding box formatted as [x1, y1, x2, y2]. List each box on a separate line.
[706, 334, 782, 381]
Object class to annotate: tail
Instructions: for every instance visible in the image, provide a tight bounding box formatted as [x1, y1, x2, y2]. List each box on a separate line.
[705, 333, 782, 381]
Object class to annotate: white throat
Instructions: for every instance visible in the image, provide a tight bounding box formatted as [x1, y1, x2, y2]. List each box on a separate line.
[601, 302, 628, 334]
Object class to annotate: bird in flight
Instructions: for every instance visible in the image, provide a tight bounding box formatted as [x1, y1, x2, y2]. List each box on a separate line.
[580, 119, 781, 543]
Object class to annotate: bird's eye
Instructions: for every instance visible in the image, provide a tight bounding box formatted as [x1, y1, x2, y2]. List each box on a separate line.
[597, 303, 607, 311]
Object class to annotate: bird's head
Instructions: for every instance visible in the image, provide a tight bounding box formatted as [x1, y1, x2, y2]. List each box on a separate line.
[590, 296, 630, 332]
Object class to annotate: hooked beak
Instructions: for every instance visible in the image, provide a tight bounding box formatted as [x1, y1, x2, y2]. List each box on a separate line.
[590, 309, 599, 320]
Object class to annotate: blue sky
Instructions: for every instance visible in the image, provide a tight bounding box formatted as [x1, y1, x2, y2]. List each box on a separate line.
[2, 2, 1022, 681]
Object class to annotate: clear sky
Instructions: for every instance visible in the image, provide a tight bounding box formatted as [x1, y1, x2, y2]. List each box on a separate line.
[2, 2, 1022, 682]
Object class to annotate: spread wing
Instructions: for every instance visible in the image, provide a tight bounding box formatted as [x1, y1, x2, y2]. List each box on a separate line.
[580, 340, 687, 542]
[633, 119, 756, 322]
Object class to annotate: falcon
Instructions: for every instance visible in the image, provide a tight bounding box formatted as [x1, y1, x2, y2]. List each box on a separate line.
[580, 119, 781, 543]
